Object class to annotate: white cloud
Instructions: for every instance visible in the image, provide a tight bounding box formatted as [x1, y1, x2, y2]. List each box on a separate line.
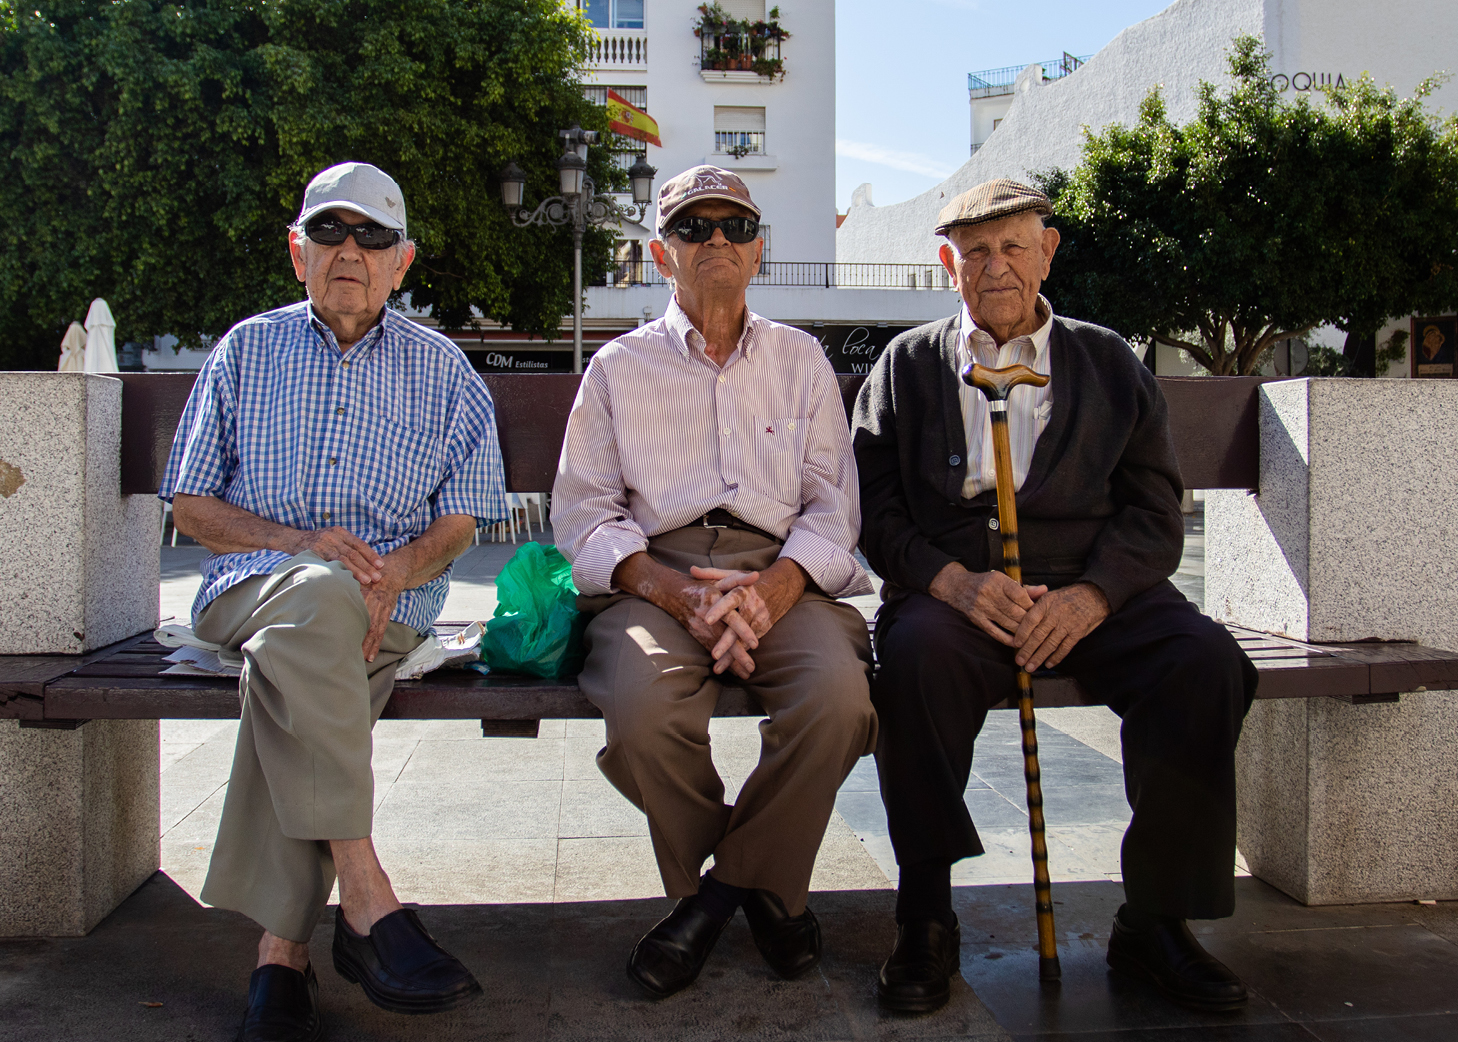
[835, 139, 955, 180]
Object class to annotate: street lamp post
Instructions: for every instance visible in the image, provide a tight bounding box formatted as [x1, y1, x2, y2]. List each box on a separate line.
[500, 126, 657, 373]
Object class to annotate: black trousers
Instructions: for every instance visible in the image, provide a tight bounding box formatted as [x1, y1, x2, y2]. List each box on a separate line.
[872, 581, 1257, 920]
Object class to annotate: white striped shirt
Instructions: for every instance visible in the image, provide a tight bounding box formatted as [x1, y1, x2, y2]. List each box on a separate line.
[552, 296, 872, 598]
[957, 296, 1055, 498]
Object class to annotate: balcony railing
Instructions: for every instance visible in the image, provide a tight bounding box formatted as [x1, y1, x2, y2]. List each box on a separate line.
[699, 33, 781, 75]
[587, 29, 648, 70]
[967, 52, 1088, 99]
[594, 262, 957, 290]
[713, 131, 765, 156]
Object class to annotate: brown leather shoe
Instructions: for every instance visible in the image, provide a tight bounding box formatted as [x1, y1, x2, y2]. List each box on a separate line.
[1106, 907, 1248, 1011]
[742, 888, 822, 979]
[878, 917, 961, 1013]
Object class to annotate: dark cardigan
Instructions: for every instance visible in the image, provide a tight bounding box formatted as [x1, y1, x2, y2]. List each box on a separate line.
[851, 313, 1185, 613]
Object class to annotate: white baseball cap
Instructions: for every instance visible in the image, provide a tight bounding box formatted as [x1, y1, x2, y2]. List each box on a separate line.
[297, 162, 407, 234]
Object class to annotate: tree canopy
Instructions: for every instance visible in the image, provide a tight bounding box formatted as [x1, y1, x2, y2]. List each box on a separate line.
[0, 0, 619, 369]
[1042, 36, 1458, 375]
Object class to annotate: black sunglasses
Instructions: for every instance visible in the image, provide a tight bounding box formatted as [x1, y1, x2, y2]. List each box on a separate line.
[303, 216, 402, 250]
[668, 215, 760, 244]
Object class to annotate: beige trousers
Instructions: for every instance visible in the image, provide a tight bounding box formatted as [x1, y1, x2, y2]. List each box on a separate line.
[195, 552, 423, 942]
[578, 526, 877, 916]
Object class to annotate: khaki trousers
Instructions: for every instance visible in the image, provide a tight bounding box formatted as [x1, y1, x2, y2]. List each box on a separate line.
[578, 526, 877, 916]
[195, 552, 423, 942]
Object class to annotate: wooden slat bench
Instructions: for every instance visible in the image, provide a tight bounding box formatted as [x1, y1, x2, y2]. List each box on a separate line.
[5, 373, 1458, 734]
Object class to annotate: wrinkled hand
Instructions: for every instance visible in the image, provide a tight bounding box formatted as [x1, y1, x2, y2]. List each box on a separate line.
[694, 567, 773, 674]
[291, 527, 384, 586]
[1011, 582, 1110, 673]
[929, 563, 1047, 646]
[360, 560, 407, 663]
[670, 572, 760, 680]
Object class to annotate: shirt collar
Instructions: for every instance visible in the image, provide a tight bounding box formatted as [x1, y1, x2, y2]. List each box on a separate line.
[665, 294, 763, 362]
[958, 294, 1054, 363]
[308, 304, 390, 358]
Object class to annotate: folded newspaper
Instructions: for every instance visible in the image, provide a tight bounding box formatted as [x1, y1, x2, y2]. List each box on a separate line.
[154, 621, 485, 681]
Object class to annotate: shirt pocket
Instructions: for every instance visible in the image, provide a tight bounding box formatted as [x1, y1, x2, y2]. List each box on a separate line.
[752, 416, 808, 507]
[356, 414, 444, 524]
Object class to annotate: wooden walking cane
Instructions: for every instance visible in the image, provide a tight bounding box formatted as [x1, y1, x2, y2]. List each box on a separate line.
[961, 361, 1062, 983]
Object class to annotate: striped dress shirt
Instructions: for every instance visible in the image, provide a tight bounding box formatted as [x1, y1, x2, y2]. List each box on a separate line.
[552, 296, 872, 598]
[956, 295, 1055, 498]
[159, 302, 507, 633]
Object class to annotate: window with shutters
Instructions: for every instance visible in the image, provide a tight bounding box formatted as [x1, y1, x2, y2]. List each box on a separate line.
[714, 106, 766, 156]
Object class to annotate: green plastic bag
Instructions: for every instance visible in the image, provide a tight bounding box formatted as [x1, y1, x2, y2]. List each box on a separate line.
[480, 543, 586, 679]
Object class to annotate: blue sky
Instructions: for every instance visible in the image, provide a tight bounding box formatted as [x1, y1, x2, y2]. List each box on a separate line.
[835, 0, 1173, 211]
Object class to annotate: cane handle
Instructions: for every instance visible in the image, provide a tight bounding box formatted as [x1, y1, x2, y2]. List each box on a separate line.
[960, 362, 1049, 402]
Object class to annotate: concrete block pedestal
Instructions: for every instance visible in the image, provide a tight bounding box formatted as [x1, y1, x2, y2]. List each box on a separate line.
[1209, 379, 1458, 905]
[0, 373, 161, 935]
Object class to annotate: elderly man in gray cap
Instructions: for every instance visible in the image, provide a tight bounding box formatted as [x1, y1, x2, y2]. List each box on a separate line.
[851, 180, 1256, 1013]
[161, 162, 505, 1040]
[552, 165, 876, 999]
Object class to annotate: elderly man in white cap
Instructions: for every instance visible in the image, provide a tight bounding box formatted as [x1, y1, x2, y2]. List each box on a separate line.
[160, 162, 506, 1040]
[552, 166, 877, 999]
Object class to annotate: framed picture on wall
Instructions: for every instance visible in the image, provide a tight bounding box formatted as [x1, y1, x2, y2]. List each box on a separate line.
[1411, 316, 1456, 378]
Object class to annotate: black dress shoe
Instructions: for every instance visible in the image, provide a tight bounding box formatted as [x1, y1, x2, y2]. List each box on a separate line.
[237, 963, 322, 1042]
[331, 906, 483, 1014]
[1106, 910, 1248, 1011]
[742, 888, 822, 980]
[627, 895, 732, 999]
[878, 917, 961, 1014]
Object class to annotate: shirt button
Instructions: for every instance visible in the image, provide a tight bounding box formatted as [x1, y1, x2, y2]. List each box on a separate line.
[335, 407, 345, 416]
[329, 457, 338, 466]
[341, 360, 350, 369]
[718, 375, 725, 384]
[787, 421, 796, 431]
[723, 427, 731, 435]
[949, 454, 961, 466]
[323, 511, 332, 522]
[989, 517, 1000, 530]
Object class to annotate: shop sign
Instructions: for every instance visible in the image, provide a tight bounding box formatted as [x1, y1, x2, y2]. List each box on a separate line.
[798, 324, 916, 374]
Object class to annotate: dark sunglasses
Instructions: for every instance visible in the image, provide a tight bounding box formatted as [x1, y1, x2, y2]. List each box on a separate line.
[668, 215, 760, 244]
[303, 216, 402, 250]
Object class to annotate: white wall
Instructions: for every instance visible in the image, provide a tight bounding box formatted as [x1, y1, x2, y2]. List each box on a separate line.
[585, 283, 957, 325]
[587, 0, 836, 263]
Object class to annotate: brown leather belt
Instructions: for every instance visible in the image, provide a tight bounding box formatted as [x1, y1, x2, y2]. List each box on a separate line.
[692, 508, 783, 544]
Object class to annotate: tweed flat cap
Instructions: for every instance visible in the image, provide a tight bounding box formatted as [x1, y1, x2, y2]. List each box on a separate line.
[935, 179, 1051, 236]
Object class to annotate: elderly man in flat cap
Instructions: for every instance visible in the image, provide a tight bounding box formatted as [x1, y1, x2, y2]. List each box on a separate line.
[852, 180, 1256, 1013]
[161, 162, 505, 1040]
[553, 165, 876, 999]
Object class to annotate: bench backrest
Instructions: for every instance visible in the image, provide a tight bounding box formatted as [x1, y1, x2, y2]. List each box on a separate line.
[117, 372, 1265, 495]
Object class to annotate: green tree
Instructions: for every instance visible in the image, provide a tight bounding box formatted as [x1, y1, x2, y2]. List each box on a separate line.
[0, 0, 620, 369]
[1041, 36, 1458, 375]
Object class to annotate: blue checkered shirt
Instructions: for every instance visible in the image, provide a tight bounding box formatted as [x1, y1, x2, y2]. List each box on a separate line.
[159, 301, 507, 633]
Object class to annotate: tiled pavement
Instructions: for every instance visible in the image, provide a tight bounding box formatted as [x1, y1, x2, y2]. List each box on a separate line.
[10, 511, 1457, 1039]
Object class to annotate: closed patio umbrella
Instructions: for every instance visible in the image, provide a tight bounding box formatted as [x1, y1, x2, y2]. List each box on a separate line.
[57, 322, 87, 372]
[84, 298, 118, 373]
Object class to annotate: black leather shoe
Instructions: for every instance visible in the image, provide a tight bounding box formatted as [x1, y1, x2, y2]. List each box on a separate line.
[742, 888, 822, 980]
[627, 895, 732, 999]
[331, 906, 483, 1014]
[237, 963, 322, 1042]
[878, 917, 961, 1014]
[1106, 909, 1248, 1011]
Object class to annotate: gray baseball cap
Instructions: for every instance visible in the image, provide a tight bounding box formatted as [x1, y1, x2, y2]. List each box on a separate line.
[297, 162, 407, 234]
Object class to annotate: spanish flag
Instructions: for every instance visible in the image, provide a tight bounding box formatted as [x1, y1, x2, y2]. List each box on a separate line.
[606, 89, 662, 148]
